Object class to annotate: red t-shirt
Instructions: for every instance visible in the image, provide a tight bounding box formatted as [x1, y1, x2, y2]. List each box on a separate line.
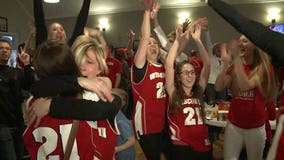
[104, 57, 123, 87]
[226, 64, 272, 128]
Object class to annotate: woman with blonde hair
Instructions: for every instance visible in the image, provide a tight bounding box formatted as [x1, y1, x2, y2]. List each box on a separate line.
[215, 35, 277, 160]
[72, 35, 108, 77]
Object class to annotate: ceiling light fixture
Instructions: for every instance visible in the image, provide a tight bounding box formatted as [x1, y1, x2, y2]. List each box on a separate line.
[44, 0, 60, 3]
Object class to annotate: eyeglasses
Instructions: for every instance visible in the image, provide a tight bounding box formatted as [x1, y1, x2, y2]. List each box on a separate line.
[0, 46, 11, 50]
[180, 70, 196, 76]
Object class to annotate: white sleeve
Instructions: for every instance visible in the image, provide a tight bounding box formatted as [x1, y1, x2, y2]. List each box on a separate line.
[175, 52, 188, 63]
[204, 30, 214, 56]
[82, 90, 99, 102]
[153, 25, 172, 51]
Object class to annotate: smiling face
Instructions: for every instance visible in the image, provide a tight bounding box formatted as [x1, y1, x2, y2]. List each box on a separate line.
[80, 49, 101, 78]
[179, 63, 197, 89]
[48, 22, 67, 42]
[239, 35, 255, 58]
[146, 37, 159, 62]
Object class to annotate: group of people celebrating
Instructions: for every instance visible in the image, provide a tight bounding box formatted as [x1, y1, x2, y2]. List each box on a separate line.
[1, 0, 284, 160]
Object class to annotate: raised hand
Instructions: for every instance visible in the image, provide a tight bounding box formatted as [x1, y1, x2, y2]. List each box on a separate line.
[84, 27, 100, 39]
[191, 24, 202, 41]
[220, 42, 232, 64]
[182, 18, 191, 32]
[227, 39, 240, 60]
[150, 2, 160, 20]
[175, 24, 191, 44]
[140, 0, 154, 10]
[18, 46, 30, 66]
[128, 29, 136, 39]
[193, 17, 208, 30]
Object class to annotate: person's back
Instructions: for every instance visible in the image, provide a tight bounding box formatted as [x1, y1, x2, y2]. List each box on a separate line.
[24, 96, 118, 160]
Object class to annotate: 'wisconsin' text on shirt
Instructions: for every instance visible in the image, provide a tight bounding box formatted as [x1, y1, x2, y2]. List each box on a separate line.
[182, 98, 201, 105]
[149, 72, 165, 80]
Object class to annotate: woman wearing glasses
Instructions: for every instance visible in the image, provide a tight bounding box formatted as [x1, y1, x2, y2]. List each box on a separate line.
[164, 24, 212, 160]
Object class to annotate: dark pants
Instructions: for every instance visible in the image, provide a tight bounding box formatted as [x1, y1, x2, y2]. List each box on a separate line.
[171, 145, 213, 160]
[138, 130, 171, 160]
[0, 126, 25, 160]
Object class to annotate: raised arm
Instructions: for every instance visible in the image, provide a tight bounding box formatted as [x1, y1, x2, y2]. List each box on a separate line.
[23, 23, 36, 53]
[134, 0, 153, 68]
[151, 2, 171, 50]
[68, 0, 91, 46]
[125, 29, 135, 60]
[165, 36, 179, 98]
[191, 25, 211, 90]
[199, 17, 214, 55]
[165, 25, 190, 98]
[215, 43, 231, 91]
[205, 0, 284, 66]
[84, 27, 107, 49]
[34, 0, 47, 47]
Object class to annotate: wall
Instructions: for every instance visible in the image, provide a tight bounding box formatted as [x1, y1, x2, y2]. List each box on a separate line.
[1, 1, 283, 51]
[48, 2, 284, 52]
[0, 0, 34, 48]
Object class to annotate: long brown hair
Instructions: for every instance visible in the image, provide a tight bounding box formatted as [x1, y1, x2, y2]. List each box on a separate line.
[230, 47, 277, 103]
[169, 61, 205, 118]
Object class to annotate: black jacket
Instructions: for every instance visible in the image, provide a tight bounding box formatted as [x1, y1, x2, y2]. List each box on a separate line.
[0, 65, 34, 127]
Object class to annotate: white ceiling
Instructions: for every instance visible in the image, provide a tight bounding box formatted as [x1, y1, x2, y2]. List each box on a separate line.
[15, 0, 284, 19]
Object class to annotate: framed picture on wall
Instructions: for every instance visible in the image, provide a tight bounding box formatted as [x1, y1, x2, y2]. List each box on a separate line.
[0, 17, 8, 32]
